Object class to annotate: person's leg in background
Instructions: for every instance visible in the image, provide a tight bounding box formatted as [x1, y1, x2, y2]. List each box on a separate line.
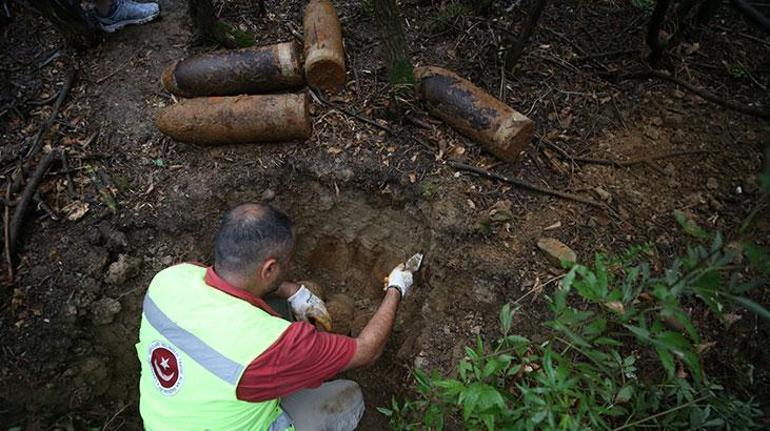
[94, 0, 160, 33]
[281, 380, 365, 431]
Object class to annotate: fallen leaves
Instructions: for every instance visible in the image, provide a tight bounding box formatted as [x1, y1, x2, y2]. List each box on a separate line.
[62, 201, 89, 221]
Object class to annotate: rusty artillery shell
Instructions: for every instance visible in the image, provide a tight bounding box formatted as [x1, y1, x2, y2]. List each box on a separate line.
[156, 93, 311, 145]
[303, 0, 345, 91]
[161, 42, 304, 98]
[326, 293, 355, 335]
[415, 66, 534, 162]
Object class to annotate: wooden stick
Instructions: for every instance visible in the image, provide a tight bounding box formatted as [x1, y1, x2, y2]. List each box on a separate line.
[731, 0, 770, 35]
[25, 69, 76, 159]
[4, 183, 13, 283]
[505, 0, 549, 70]
[649, 70, 770, 120]
[60, 150, 77, 199]
[448, 160, 604, 208]
[568, 149, 716, 167]
[8, 150, 60, 260]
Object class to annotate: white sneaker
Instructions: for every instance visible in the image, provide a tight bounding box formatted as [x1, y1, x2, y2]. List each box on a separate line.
[96, 0, 160, 33]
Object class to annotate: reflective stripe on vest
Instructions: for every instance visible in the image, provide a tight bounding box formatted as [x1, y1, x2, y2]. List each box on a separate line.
[143, 295, 244, 385]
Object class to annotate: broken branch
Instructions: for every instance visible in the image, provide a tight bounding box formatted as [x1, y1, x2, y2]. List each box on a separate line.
[567, 149, 717, 167]
[25, 69, 76, 159]
[649, 70, 770, 120]
[448, 160, 604, 208]
[8, 149, 61, 262]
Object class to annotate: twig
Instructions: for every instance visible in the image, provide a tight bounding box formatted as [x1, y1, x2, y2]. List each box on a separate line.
[567, 149, 716, 167]
[60, 150, 76, 199]
[613, 396, 709, 431]
[731, 0, 770, 35]
[95, 54, 137, 84]
[505, 0, 549, 70]
[448, 160, 604, 208]
[575, 49, 639, 62]
[309, 88, 436, 153]
[309, 87, 396, 135]
[102, 401, 132, 431]
[649, 70, 770, 120]
[34, 194, 59, 221]
[25, 69, 76, 159]
[4, 182, 13, 283]
[8, 150, 60, 261]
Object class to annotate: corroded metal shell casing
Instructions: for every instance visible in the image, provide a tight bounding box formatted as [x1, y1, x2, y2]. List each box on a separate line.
[303, 0, 345, 91]
[161, 42, 304, 97]
[415, 66, 534, 162]
[156, 93, 312, 145]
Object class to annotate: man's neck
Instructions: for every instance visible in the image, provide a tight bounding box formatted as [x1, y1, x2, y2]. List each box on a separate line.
[214, 266, 265, 298]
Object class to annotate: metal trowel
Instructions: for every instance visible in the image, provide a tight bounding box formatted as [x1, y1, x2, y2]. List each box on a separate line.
[403, 252, 424, 273]
[383, 253, 424, 290]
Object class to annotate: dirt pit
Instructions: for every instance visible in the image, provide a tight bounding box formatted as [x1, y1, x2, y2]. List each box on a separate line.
[143, 168, 510, 428]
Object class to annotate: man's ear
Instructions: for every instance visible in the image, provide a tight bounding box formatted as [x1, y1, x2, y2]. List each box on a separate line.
[260, 258, 279, 281]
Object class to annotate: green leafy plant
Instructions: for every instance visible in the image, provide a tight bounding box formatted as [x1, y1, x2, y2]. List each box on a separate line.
[380, 213, 768, 430]
[631, 0, 655, 15]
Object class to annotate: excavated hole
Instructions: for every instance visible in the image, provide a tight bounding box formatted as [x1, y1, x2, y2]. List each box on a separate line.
[216, 177, 437, 423]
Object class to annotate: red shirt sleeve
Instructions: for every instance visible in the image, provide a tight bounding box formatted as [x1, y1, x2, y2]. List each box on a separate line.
[236, 322, 356, 402]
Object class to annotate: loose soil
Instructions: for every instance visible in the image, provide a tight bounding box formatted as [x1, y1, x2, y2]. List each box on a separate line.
[1, 0, 769, 429]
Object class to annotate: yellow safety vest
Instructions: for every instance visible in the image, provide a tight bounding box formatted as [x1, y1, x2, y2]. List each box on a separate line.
[137, 264, 294, 430]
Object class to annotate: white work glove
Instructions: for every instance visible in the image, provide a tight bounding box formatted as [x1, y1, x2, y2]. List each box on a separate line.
[288, 285, 333, 331]
[384, 264, 414, 298]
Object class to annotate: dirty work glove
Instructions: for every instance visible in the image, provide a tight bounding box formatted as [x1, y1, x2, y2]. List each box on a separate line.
[288, 285, 332, 331]
[384, 264, 414, 298]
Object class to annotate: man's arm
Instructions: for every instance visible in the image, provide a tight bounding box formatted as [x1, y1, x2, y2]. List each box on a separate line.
[344, 288, 401, 370]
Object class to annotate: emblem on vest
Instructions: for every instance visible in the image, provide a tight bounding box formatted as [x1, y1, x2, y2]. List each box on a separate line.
[148, 340, 183, 396]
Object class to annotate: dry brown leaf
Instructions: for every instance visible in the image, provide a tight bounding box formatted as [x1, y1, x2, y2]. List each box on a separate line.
[62, 201, 89, 221]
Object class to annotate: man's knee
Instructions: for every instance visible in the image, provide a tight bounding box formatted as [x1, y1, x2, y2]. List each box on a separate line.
[319, 380, 364, 419]
[281, 379, 364, 431]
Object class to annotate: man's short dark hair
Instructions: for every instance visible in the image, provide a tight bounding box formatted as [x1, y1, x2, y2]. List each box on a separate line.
[214, 203, 294, 276]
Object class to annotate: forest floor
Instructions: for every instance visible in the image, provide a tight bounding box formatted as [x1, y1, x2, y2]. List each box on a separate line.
[1, 0, 769, 429]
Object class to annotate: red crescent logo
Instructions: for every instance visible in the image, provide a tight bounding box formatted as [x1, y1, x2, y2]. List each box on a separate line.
[150, 346, 179, 389]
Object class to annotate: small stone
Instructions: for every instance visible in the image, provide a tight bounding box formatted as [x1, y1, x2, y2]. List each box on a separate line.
[537, 238, 577, 266]
[592, 187, 612, 202]
[160, 255, 174, 266]
[261, 188, 275, 201]
[91, 297, 122, 325]
[706, 177, 718, 190]
[104, 254, 142, 285]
